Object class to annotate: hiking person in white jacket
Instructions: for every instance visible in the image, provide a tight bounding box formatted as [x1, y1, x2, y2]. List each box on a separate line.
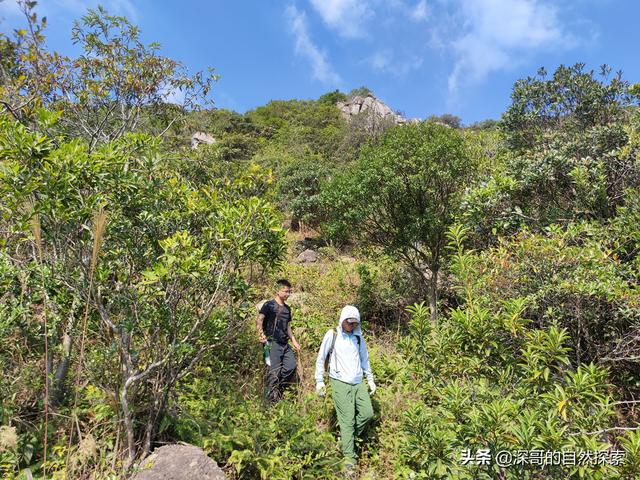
[315, 305, 376, 469]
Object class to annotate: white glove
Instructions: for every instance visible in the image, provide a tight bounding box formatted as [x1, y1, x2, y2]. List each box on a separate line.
[368, 379, 376, 396]
[316, 383, 326, 397]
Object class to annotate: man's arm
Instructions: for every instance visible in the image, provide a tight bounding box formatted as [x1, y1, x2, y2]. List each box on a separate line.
[287, 323, 301, 351]
[256, 313, 267, 343]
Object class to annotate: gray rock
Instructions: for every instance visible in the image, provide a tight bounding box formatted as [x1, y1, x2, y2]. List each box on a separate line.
[191, 132, 216, 149]
[336, 94, 417, 128]
[132, 444, 226, 480]
[296, 249, 318, 263]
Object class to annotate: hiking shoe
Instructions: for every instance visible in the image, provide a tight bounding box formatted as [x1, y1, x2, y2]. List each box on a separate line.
[342, 460, 357, 479]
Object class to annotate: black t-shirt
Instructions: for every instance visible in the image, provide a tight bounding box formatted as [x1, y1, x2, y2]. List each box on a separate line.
[260, 300, 291, 345]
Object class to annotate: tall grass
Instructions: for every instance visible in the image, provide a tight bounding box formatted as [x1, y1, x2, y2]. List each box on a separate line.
[29, 202, 48, 479]
[66, 207, 107, 473]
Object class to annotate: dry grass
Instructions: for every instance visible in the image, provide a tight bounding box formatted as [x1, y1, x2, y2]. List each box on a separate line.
[0, 426, 18, 453]
[28, 204, 43, 260]
[66, 207, 108, 471]
[28, 200, 49, 478]
[90, 208, 107, 274]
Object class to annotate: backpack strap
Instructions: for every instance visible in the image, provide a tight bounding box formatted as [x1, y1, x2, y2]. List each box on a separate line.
[356, 334, 363, 376]
[324, 328, 338, 374]
[272, 302, 280, 338]
[324, 329, 362, 375]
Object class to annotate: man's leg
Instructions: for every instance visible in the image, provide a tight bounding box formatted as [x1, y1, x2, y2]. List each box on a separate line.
[354, 381, 374, 437]
[266, 342, 284, 402]
[279, 343, 297, 393]
[330, 378, 357, 463]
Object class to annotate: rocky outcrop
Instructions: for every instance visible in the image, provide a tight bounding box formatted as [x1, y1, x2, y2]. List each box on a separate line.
[191, 132, 216, 149]
[132, 444, 226, 480]
[296, 249, 318, 263]
[336, 94, 419, 127]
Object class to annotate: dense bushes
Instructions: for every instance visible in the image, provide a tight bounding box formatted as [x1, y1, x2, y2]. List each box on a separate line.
[0, 111, 285, 476]
[321, 121, 477, 320]
[461, 65, 640, 247]
[3, 3, 640, 477]
[454, 220, 640, 392]
[398, 228, 640, 479]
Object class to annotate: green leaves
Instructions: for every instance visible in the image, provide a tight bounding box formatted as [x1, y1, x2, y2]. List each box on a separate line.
[0, 110, 288, 476]
[1, 1, 217, 146]
[202, 395, 342, 480]
[322, 121, 477, 320]
[400, 231, 626, 478]
[503, 63, 637, 152]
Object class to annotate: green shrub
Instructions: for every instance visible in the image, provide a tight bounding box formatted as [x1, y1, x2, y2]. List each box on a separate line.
[396, 227, 640, 479]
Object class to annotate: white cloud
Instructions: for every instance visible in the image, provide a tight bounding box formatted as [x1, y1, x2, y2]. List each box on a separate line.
[308, 0, 372, 38]
[448, 0, 575, 92]
[105, 0, 137, 20]
[0, 0, 21, 18]
[286, 5, 343, 86]
[370, 50, 390, 71]
[410, 0, 429, 22]
[427, 27, 445, 51]
[368, 49, 424, 76]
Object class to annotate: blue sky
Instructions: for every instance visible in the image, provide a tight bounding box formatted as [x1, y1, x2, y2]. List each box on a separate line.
[1, 0, 639, 124]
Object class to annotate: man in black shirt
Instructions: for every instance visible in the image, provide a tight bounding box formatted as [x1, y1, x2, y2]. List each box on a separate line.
[256, 279, 301, 403]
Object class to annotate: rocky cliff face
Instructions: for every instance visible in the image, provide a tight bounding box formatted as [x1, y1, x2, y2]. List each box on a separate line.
[336, 94, 419, 126]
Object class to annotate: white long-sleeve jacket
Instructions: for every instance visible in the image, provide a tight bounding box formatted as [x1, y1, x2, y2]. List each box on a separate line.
[314, 305, 374, 386]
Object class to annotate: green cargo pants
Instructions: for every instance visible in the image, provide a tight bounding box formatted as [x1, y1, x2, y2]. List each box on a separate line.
[330, 377, 374, 462]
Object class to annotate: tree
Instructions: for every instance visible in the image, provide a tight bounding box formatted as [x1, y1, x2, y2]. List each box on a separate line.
[0, 112, 285, 466]
[323, 121, 476, 321]
[0, 1, 217, 148]
[500, 64, 639, 224]
[468, 118, 500, 130]
[246, 97, 348, 169]
[347, 86, 373, 100]
[502, 64, 637, 152]
[0, 1, 66, 122]
[427, 113, 462, 129]
[277, 154, 333, 231]
[462, 64, 640, 242]
[399, 228, 634, 479]
[318, 89, 347, 105]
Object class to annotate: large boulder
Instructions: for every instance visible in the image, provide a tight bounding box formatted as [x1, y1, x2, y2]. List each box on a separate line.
[296, 249, 318, 263]
[190, 132, 216, 149]
[336, 94, 419, 127]
[132, 444, 226, 480]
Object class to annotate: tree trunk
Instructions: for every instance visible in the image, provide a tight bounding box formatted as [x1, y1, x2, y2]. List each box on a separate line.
[142, 374, 168, 459]
[142, 398, 155, 459]
[51, 332, 72, 406]
[428, 268, 438, 323]
[120, 383, 136, 468]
